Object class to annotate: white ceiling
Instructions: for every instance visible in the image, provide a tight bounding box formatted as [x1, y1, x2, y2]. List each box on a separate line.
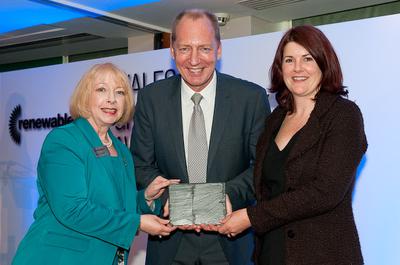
[0, 0, 396, 65]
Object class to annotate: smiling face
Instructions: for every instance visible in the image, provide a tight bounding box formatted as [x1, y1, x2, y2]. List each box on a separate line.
[87, 72, 126, 131]
[171, 15, 221, 92]
[282, 41, 322, 100]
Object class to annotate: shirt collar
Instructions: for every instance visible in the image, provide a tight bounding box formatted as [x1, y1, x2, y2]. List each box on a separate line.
[181, 70, 217, 103]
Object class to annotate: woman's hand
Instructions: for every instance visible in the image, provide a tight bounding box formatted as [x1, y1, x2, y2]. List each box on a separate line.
[144, 176, 180, 204]
[218, 208, 251, 237]
[139, 214, 176, 237]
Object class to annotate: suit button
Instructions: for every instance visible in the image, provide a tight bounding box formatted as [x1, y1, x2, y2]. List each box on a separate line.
[287, 229, 295, 238]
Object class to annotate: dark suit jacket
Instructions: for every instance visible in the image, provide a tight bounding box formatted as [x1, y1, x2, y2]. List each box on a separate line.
[247, 92, 367, 265]
[12, 118, 157, 265]
[131, 72, 270, 265]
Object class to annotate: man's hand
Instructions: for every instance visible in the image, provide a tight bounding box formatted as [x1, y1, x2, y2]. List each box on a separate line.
[226, 194, 232, 215]
[200, 194, 232, 232]
[145, 176, 180, 206]
[163, 199, 170, 217]
[164, 199, 202, 232]
[177, 224, 202, 233]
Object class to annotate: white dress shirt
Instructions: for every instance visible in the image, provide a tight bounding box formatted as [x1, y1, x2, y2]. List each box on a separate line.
[181, 71, 216, 163]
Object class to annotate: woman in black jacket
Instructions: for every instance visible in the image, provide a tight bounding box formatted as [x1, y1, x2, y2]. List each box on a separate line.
[218, 25, 367, 265]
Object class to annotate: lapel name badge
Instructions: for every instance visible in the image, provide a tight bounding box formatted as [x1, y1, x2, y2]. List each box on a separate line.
[93, 146, 110, 157]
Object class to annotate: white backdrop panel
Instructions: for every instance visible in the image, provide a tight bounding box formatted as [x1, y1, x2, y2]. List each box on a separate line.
[1, 14, 399, 265]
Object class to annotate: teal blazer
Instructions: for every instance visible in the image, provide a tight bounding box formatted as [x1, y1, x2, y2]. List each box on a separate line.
[13, 118, 159, 265]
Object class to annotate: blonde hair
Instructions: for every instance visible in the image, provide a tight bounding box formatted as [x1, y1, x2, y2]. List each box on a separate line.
[69, 63, 134, 124]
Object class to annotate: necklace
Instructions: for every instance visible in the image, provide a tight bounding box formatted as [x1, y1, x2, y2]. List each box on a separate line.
[101, 133, 113, 148]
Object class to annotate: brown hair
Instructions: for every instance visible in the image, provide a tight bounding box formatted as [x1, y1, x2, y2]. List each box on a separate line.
[69, 63, 134, 124]
[171, 8, 221, 44]
[270, 25, 347, 112]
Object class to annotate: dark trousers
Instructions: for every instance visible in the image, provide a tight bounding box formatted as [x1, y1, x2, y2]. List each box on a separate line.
[172, 232, 229, 265]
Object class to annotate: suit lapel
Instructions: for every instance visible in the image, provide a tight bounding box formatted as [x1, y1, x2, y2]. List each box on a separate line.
[286, 115, 320, 164]
[166, 78, 189, 182]
[74, 118, 117, 189]
[207, 74, 231, 178]
[286, 92, 338, 165]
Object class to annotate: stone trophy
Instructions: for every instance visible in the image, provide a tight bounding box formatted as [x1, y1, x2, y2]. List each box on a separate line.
[169, 183, 226, 225]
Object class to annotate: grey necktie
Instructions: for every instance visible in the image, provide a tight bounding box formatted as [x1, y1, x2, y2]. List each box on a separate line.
[187, 93, 208, 183]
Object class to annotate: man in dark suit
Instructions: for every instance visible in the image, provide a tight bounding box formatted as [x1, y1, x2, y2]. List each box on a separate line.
[131, 9, 270, 265]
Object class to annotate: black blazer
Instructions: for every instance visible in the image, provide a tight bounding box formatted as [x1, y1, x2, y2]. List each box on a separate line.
[247, 92, 367, 265]
[131, 72, 270, 265]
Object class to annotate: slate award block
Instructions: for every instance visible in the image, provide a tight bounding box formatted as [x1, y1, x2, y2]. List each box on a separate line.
[169, 183, 226, 225]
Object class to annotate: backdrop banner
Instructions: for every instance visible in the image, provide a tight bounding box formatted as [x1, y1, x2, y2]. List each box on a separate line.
[1, 14, 399, 265]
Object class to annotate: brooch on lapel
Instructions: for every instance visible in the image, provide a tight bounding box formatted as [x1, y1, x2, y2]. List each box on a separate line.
[93, 146, 110, 157]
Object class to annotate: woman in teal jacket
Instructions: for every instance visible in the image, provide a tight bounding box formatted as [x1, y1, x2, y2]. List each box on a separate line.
[12, 63, 178, 265]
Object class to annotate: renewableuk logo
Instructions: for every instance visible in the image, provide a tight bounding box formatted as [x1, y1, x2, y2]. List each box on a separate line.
[8, 105, 72, 145]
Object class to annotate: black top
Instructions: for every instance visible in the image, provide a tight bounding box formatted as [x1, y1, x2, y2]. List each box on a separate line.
[259, 130, 299, 265]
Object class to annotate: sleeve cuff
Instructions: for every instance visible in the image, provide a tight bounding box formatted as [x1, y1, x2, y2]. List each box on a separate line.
[246, 205, 261, 233]
[137, 189, 161, 215]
